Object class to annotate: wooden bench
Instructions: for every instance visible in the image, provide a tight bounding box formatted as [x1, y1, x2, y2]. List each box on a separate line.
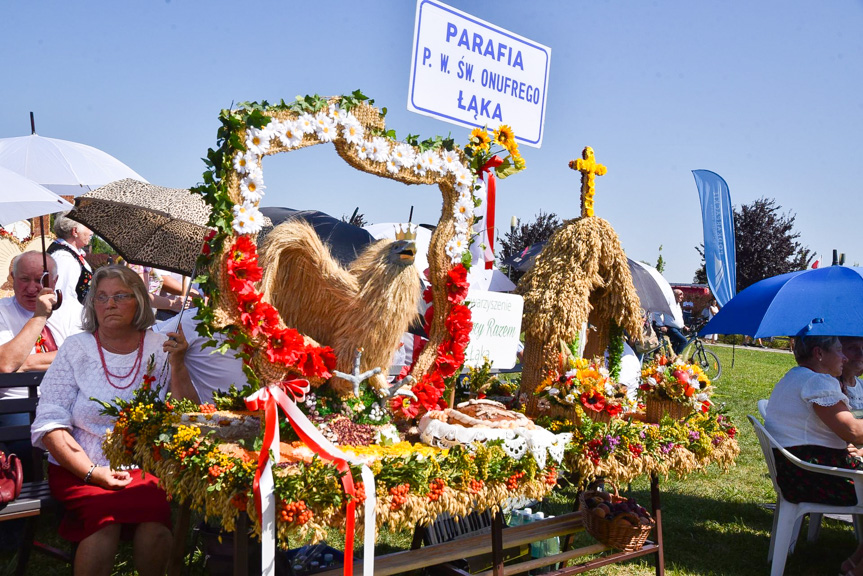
[317, 475, 665, 576]
[0, 371, 73, 575]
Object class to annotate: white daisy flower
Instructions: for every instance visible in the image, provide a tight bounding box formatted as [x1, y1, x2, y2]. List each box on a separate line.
[315, 115, 338, 142]
[267, 120, 287, 143]
[564, 369, 577, 379]
[696, 393, 709, 402]
[385, 160, 400, 174]
[278, 120, 304, 148]
[240, 172, 266, 203]
[233, 151, 257, 174]
[564, 393, 576, 404]
[453, 166, 475, 190]
[445, 236, 467, 262]
[454, 196, 473, 220]
[232, 202, 264, 235]
[453, 219, 470, 235]
[328, 103, 346, 124]
[391, 143, 416, 168]
[370, 137, 390, 163]
[297, 113, 316, 134]
[245, 126, 271, 156]
[419, 150, 443, 173]
[356, 140, 371, 160]
[440, 149, 461, 173]
[342, 121, 365, 146]
[413, 155, 428, 176]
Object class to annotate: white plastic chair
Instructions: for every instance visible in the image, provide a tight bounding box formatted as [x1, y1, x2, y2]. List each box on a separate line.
[748, 415, 863, 575]
[757, 399, 769, 420]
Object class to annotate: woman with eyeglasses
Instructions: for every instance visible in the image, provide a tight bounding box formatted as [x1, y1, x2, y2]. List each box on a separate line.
[31, 265, 198, 576]
[765, 334, 863, 576]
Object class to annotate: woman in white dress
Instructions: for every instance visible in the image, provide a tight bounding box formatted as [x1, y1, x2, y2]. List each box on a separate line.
[31, 265, 198, 576]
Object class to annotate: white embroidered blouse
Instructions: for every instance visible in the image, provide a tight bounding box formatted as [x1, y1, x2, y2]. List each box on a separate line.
[31, 330, 170, 467]
[765, 366, 849, 450]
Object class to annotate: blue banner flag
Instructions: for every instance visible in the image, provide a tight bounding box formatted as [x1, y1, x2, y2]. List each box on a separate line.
[693, 170, 736, 307]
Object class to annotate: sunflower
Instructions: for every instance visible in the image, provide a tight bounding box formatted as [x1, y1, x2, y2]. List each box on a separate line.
[493, 125, 515, 149]
[469, 127, 491, 152]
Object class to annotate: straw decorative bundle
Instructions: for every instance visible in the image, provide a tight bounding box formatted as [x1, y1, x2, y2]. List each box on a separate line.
[518, 216, 642, 413]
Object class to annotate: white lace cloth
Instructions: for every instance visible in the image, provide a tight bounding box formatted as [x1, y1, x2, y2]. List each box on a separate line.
[31, 331, 170, 467]
[418, 414, 572, 469]
[765, 365, 849, 450]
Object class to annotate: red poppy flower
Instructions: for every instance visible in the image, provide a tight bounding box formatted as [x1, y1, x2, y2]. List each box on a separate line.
[422, 285, 434, 304]
[605, 402, 622, 417]
[298, 345, 337, 379]
[446, 264, 469, 304]
[700, 400, 712, 413]
[580, 390, 606, 412]
[389, 395, 420, 419]
[412, 381, 443, 412]
[446, 304, 473, 339]
[265, 327, 305, 365]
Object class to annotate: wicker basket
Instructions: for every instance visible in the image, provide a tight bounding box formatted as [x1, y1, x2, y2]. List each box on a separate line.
[578, 490, 655, 552]
[644, 397, 693, 423]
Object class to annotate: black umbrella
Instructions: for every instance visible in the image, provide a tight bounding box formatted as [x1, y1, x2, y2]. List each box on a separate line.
[500, 241, 546, 272]
[259, 207, 376, 268]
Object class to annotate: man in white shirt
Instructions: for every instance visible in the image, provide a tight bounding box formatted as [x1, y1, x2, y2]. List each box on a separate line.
[0, 252, 82, 376]
[154, 309, 246, 404]
[47, 213, 93, 320]
[654, 289, 688, 355]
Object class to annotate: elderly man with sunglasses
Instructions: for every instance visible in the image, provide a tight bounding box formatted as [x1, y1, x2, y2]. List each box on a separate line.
[0, 251, 82, 375]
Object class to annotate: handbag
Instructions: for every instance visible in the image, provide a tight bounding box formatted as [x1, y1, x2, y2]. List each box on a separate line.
[0, 451, 23, 504]
[632, 321, 660, 355]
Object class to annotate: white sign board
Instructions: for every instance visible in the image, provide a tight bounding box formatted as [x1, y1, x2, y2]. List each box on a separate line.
[407, 0, 551, 148]
[463, 289, 524, 370]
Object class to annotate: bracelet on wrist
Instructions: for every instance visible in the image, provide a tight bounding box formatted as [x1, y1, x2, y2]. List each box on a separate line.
[84, 464, 97, 484]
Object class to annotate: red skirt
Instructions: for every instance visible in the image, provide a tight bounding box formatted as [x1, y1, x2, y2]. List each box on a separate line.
[48, 464, 172, 542]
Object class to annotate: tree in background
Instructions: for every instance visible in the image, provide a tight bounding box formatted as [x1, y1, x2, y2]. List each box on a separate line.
[655, 245, 666, 274]
[499, 211, 562, 282]
[341, 207, 368, 228]
[693, 197, 813, 291]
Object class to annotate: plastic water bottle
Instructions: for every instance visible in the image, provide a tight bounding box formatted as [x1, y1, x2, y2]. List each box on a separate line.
[529, 512, 546, 573]
[509, 509, 524, 527]
[544, 515, 560, 571]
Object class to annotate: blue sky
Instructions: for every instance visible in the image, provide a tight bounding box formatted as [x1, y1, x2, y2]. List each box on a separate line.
[2, 1, 861, 283]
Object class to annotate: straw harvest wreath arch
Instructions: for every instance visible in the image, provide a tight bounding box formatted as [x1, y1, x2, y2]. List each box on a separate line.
[192, 91, 524, 411]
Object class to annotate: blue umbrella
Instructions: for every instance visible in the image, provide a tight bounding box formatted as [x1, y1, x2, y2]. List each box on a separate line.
[700, 266, 863, 338]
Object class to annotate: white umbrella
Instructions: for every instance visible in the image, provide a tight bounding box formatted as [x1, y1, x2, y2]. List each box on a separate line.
[0, 166, 73, 226]
[0, 117, 146, 196]
[628, 258, 676, 317]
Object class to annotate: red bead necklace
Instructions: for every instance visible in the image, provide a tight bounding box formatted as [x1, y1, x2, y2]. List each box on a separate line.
[95, 331, 145, 390]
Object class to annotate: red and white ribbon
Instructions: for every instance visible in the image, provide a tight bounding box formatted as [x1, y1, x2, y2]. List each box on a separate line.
[477, 155, 503, 270]
[246, 380, 376, 576]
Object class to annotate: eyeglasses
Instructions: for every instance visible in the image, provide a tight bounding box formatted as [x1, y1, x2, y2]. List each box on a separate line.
[94, 293, 136, 305]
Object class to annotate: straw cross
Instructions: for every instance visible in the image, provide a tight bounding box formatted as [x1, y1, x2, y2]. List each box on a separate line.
[569, 146, 607, 218]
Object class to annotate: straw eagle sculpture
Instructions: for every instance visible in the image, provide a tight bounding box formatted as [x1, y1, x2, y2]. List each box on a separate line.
[517, 147, 643, 413]
[258, 219, 421, 395]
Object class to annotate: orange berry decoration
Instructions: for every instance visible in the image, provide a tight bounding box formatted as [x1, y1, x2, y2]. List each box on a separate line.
[388, 483, 410, 510]
[469, 479, 484, 493]
[279, 500, 313, 525]
[199, 404, 217, 414]
[545, 467, 558, 486]
[506, 471, 525, 491]
[427, 478, 446, 502]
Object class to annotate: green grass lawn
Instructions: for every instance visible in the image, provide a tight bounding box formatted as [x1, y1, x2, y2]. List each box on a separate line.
[2, 346, 855, 575]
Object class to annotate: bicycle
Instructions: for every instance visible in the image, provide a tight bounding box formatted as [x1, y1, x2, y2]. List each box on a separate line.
[641, 319, 722, 381]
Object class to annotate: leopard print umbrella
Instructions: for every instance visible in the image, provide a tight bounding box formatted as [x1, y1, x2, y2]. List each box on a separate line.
[66, 178, 212, 276]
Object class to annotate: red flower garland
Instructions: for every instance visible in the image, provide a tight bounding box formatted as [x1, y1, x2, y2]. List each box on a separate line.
[227, 236, 336, 380]
[395, 263, 473, 417]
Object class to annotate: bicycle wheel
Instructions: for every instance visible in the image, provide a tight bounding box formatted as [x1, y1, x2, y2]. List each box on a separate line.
[694, 345, 721, 381]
